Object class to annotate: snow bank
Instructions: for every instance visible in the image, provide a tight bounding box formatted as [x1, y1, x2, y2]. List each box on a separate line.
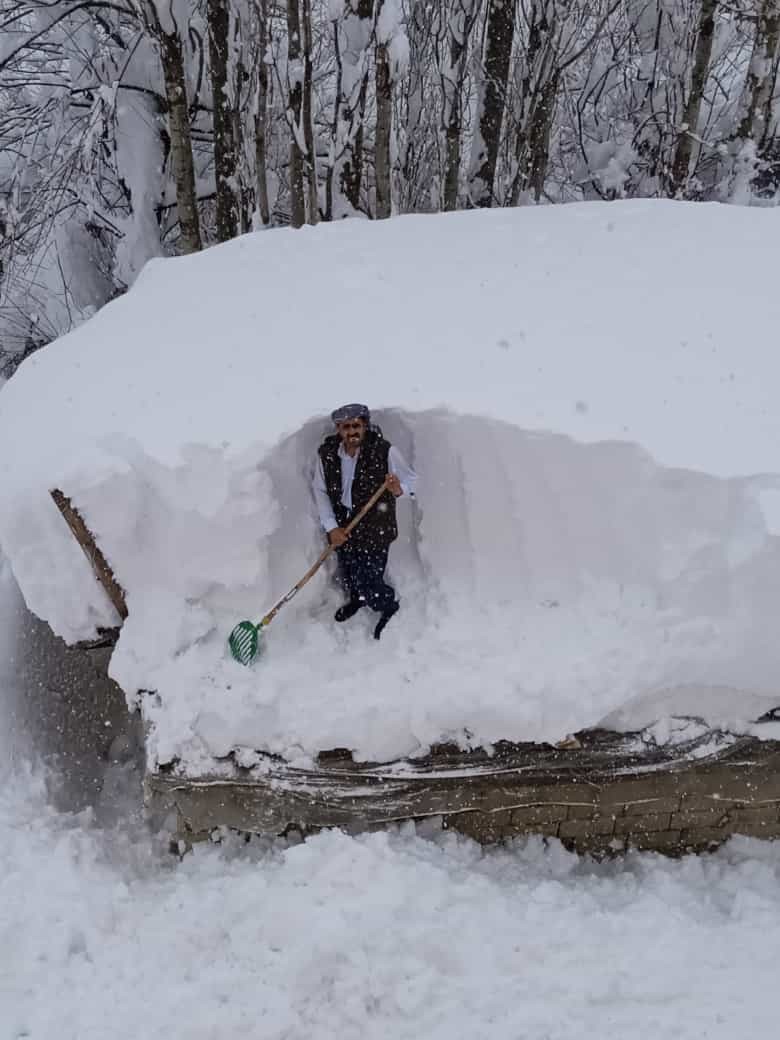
[2, 200, 780, 768]
[3, 773, 780, 1040]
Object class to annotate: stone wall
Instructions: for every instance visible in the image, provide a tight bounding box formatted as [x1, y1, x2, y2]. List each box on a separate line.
[444, 757, 780, 855]
[149, 732, 780, 855]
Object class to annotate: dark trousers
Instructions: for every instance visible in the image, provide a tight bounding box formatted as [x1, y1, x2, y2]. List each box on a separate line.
[337, 541, 396, 613]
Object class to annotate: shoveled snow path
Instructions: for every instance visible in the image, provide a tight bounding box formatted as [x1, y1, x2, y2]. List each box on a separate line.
[2, 769, 779, 1040]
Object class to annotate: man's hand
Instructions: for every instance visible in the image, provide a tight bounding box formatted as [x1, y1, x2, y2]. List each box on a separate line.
[328, 527, 349, 547]
[386, 473, 403, 497]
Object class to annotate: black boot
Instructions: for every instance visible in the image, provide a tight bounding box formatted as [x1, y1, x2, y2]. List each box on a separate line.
[373, 601, 399, 640]
[334, 600, 364, 623]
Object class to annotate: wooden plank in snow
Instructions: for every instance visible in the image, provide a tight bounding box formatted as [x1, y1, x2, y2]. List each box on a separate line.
[50, 488, 128, 622]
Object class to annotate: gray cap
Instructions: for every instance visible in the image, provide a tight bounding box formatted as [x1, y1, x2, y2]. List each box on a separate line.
[331, 402, 370, 423]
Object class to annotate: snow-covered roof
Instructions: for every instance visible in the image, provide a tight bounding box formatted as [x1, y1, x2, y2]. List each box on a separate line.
[2, 200, 780, 769]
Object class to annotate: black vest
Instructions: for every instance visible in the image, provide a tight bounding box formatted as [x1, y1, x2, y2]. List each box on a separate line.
[318, 429, 398, 547]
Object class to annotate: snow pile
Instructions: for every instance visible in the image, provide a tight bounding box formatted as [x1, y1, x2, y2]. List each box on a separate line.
[2, 200, 780, 769]
[2, 769, 780, 1040]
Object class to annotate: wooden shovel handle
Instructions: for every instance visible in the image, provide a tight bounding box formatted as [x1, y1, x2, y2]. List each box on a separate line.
[341, 477, 393, 537]
[260, 478, 391, 627]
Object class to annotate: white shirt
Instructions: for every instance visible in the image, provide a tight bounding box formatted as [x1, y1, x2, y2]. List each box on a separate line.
[312, 443, 417, 533]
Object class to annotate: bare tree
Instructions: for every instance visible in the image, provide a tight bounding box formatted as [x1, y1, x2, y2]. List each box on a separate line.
[301, 0, 319, 222]
[440, 0, 481, 210]
[285, 0, 306, 226]
[376, 33, 394, 217]
[398, 0, 440, 212]
[737, 0, 780, 148]
[508, 0, 560, 204]
[469, 0, 516, 207]
[334, 0, 374, 213]
[208, 0, 240, 239]
[253, 0, 272, 226]
[141, 2, 203, 252]
[375, 0, 410, 216]
[669, 0, 718, 196]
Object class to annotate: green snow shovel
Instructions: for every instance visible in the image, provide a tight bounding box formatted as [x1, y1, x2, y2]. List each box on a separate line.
[228, 478, 392, 666]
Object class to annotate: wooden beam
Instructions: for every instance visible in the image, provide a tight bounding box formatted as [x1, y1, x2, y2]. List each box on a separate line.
[50, 488, 128, 622]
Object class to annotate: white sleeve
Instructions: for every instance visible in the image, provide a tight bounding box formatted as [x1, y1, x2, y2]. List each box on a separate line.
[388, 445, 417, 498]
[312, 456, 339, 532]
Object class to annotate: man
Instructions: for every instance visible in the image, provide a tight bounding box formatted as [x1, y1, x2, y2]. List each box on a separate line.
[312, 403, 416, 639]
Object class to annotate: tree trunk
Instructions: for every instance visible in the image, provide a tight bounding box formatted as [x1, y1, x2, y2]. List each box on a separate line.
[254, 0, 271, 226]
[207, 0, 240, 240]
[301, 0, 319, 223]
[342, 73, 369, 209]
[226, 4, 253, 232]
[523, 68, 559, 202]
[632, 4, 669, 192]
[334, 0, 374, 214]
[442, 124, 461, 211]
[375, 39, 393, 218]
[669, 0, 718, 196]
[401, 0, 430, 212]
[737, 0, 780, 147]
[158, 29, 202, 252]
[286, 0, 306, 228]
[325, 20, 342, 221]
[469, 0, 516, 208]
[441, 0, 477, 211]
[233, 46, 252, 233]
[508, 1, 556, 204]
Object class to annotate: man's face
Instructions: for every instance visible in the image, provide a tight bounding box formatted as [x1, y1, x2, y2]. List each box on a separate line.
[336, 418, 367, 451]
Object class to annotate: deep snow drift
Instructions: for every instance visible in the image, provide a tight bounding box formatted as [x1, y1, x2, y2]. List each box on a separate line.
[2, 200, 780, 770]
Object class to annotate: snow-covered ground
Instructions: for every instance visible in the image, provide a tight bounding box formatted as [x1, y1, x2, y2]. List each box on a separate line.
[3, 754, 780, 1040]
[3, 518, 779, 1039]
[3, 200, 780, 771]
[4, 564, 780, 1040]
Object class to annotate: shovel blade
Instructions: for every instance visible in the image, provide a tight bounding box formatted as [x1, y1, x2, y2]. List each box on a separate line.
[228, 620, 261, 666]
